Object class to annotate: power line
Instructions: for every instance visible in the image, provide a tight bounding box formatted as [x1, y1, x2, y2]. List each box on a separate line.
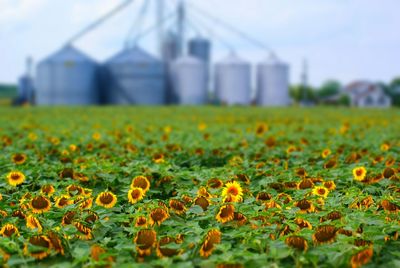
[187, 2, 273, 54]
[67, 0, 135, 44]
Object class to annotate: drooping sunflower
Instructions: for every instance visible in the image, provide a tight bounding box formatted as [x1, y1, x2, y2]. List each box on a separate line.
[169, 199, 186, 215]
[216, 204, 235, 223]
[207, 178, 224, 189]
[128, 187, 145, 204]
[312, 186, 329, 199]
[12, 153, 27, 165]
[295, 218, 313, 230]
[75, 197, 93, 210]
[135, 216, 148, 227]
[6, 171, 25, 186]
[134, 229, 157, 257]
[199, 229, 221, 258]
[95, 192, 117, 208]
[55, 195, 73, 208]
[353, 167, 367, 181]
[30, 196, 51, 214]
[382, 167, 395, 179]
[380, 143, 390, 151]
[194, 196, 210, 211]
[47, 231, 64, 255]
[26, 215, 42, 232]
[61, 211, 76, 225]
[153, 153, 165, 163]
[149, 208, 169, 226]
[90, 244, 114, 265]
[350, 247, 373, 268]
[156, 236, 181, 258]
[380, 200, 400, 212]
[131, 176, 150, 193]
[312, 225, 337, 245]
[24, 235, 52, 260]
[0, 224, 20, 237]
[74, 222, 93, 240]
[221, 181, 243, 203]
[295, 199, 315, 213]
[298, 179, 314, 189]
[285, 235, 308, 251]
[323, 180, 336, 190]
[41, 185, 55, 196]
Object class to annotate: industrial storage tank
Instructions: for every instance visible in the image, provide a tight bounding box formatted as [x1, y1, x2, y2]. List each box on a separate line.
[104, 46, 166, 105]
[188, 37, 211, 63]
[256, 54, 290, 106]
[171, 56, 207, 105]
[215, 53, 251, 105]
[36, 45, 98, 105]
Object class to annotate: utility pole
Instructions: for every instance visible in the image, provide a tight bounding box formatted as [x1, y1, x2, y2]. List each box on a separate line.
[301, 58, 308, 105]
[177, 0, 185, 56]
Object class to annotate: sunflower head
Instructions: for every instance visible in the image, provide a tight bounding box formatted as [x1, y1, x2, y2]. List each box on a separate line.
[169, 199, 186, 215]
[135, 216, 148, 227]
[95, 192, 117, 208]
[323, 180, 336, 190]
[24, 235, 52, 260]
[312, 186, 329, 199]
[6, 171, 25, 186]
[12, 153, 27, 165]
[0, 224, 19, 237]
[128, 187, 145, 204]
[312, 225, 337, 245]
[41, 185, 55, 196]
[350, 248, 373, 268]
[199, 229, 221, 258]
[321, 149, 331, 159]
[26, 215, 42, 231]
[55, 195, 73, 208]
[285, 236, 308, 251]
[149, 208, 169, 226]
[221, 181, 243, 203]
[156, 236, 181, 258]
[131, 176, 150, 193]
[30, 196, 51, 214]
[134, 229, 157, 257]
[194, 196, 210, 211]
[216, 204, 235, 223]
[353, 167, 367, 181]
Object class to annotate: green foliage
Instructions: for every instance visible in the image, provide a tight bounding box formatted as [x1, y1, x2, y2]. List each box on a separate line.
[0, 107, 399, 267]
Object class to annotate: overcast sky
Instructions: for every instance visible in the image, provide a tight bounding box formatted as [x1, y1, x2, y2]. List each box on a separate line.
[1, 0, 399, 86]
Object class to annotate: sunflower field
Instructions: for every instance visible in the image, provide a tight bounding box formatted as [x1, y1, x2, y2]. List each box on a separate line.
[0, 107, 399, 268]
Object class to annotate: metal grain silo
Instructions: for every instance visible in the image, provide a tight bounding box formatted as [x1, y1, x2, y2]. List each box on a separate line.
[189, 37, 211, 63]
[171, 56, 207, 105]
[36, 45, 98, 105]
[256, 55, 290, 106]
[104, 46, 166, 105]
[215, 53, 251, 105]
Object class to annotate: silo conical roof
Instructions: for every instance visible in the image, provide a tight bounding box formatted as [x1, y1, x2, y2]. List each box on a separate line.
[40, 45, 96, 64]
[107, 46, 161, 64]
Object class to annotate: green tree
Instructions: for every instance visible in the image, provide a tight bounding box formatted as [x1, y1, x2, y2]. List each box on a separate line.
[317, 80, 341, 99]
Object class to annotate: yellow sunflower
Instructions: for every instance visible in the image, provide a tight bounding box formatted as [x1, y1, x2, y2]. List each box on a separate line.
[24, 235, 52, 260]
[131, 176, 150, 193]
[41, 185, 55, 196]
[149, 208, 169, 226]
[134, 229, 157, 257]
[221, 181, 243, 203]
[12, 153, 27, 165]
[285, 235, 308, 251]
[0, 224, 20, 237]
[6, 171, 25, 186]
[216, 204, 235, 223]
[199, 229, 221, 258]
[55, 195, 73, 208]
[26, 215, 42, 232]
[321, 149, 331, 159]
[30, 196, 51, 214]
[95, 192, 117, 208]
[128, 187, 145, 204]
[353, 167, 367, 181]
[169, 199, 186, 215]
[312, 186, 329, 199]
[312, 225, 337, 245]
